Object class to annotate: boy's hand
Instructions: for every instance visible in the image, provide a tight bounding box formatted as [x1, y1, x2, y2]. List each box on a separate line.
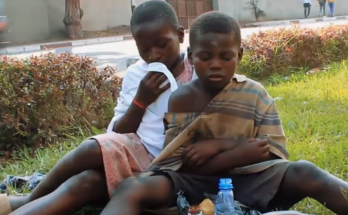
[233, 138, 270, 166]
[181, 138, 270, 168]
[135, 72, 170, 107]
[182, 138, 269, 167]
[181, 140, 221, 167]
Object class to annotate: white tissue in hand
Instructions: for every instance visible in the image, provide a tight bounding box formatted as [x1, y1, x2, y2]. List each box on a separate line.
[147, 62, 178, 92]
[159, 79, 170, 89]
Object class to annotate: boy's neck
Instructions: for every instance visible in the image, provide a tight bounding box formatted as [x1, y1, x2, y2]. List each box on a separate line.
[170, 53, 185, 78]
[197, 80, 230, 98]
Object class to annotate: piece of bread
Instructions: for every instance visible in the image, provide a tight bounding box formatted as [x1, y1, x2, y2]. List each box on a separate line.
[199, 198, 214, 215]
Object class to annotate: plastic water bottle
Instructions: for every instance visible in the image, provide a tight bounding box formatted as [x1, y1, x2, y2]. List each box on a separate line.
[214, 178, 238, 215]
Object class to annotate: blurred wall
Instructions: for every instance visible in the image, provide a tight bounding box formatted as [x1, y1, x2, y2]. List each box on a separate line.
[4, 0, 132, 43]
[216, 0, 347, 21]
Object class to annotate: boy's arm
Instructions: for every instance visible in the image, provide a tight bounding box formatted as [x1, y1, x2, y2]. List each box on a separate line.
[113, 70, 170, 133]
[254, 89, 289, 160]
[112, 101, 147, 134]
[185, 138, 276, 175]
[188, 87, 287, 175]
[167, 85, 194, 113]
[107, 67, 146, 134]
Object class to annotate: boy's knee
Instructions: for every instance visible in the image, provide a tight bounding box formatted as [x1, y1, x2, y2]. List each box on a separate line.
[113, 177, 148, 201]
[115, 177, 148, 194]
[114, 176, 170, 203]
[67, 170, 105, 194]
[287, 160, 327, 183]
[289, 160, 317, 175]
[76, 138, 101, 157]
[284, 160, 333, 195]
[79, 170, 105, 187]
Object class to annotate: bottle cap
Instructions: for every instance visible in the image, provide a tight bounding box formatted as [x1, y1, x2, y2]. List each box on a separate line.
[219, 178, 233, 189]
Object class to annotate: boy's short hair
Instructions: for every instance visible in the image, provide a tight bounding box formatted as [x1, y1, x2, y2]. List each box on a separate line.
[130, 0, 179, 32]
[189, 11, 241, 48]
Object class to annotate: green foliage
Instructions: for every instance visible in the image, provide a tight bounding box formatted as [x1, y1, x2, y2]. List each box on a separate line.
[2, 61, 348, 215]
[0, 53, 121, 150]
[2, 24, 348, 155]
[240, 25, 348, 79]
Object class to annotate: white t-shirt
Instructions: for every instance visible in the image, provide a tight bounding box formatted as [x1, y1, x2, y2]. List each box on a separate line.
[107, 59, 197, 157]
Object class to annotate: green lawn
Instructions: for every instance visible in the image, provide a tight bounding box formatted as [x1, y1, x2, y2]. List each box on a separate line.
[1, 60, 348, 214]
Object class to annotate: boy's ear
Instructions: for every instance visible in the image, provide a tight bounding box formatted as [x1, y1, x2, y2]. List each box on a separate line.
[178, 25, 185, 43]
[187, 46, 193, 65]
[238, 47, 243, 64]
[163, 118, 169, 131]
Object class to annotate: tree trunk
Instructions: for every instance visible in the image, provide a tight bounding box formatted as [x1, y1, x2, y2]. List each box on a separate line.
[63, 0, 84, 39]
[250, 0, 258, 21]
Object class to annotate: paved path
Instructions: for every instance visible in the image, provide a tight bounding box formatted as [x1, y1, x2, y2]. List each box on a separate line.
[8, 19, 348, 73]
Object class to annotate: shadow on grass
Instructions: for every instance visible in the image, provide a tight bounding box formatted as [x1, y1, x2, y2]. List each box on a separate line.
[260, 59, 348, 87]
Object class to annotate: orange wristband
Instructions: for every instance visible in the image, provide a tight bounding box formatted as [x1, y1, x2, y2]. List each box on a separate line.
[133, 99, 146, 110]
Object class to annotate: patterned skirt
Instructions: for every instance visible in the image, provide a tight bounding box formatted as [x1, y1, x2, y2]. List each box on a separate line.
[92, 132, 154, 196]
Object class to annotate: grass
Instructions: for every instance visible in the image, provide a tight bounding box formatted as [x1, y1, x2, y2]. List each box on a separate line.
[1, 60, 348, 214]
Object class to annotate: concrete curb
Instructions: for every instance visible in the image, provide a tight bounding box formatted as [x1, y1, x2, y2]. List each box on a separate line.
[245, 15, 348, 27]
[0, 29, 191, 55]
[0, 34, 135, 55]
[1, 17, 347, 55]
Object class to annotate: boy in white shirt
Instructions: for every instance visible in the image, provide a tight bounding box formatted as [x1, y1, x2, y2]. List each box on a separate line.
[0, 1, 196, 215]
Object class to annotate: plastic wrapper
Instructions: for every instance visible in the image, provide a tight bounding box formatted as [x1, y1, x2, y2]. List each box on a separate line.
[203, 193, 315, 215]
[0, 172, 45, 193]
[177, 190, 190, 215]
[204, 192, 261, 215]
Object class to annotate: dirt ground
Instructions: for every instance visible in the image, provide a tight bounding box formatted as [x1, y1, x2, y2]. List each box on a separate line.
[83, 25, 131, 38]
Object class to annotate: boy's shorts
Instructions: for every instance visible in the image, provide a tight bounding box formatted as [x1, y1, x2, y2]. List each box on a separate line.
[153, 162, 294, 213]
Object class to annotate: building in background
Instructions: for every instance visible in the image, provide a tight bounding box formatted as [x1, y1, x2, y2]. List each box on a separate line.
[2, 0, 348, 44]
